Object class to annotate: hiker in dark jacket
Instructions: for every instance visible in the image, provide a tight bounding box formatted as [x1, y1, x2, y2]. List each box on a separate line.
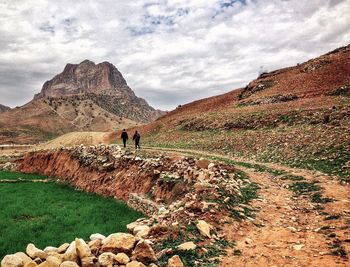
[132, 130, 141, 149]
[121, 129, 128, 148]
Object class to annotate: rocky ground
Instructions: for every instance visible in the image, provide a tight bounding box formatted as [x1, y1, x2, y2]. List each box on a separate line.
[1, 144, 349, 266]
[1, 144, 259, 267]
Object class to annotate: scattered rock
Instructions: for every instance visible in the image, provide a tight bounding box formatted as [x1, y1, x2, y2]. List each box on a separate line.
[132, 240, 157, 263]
[167, 255, 184, 267]
[176, 242, 197, 251]
[101, 233, 136, 253]
[196, 220, 213, 238]
[196, 160, 210, 169]
[293, 244, 304, 251]
[133, 225, 150, 238]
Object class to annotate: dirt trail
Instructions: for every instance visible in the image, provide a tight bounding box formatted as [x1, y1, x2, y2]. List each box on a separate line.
[36, 132, 107, 150]
[141, 146, 350, 266]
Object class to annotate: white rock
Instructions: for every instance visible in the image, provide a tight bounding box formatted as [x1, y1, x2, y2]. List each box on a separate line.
[176, 242, 197, 251]
[43, 247, 58, 253]
[196, 220, 213, 238]
[89, 233, 106, 241]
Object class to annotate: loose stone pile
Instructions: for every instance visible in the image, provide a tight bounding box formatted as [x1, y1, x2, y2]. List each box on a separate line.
[1, 216, 219, 267]
[1, 231, 184, 267]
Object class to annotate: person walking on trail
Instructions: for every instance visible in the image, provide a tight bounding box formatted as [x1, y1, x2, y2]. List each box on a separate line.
[133, 130, 141, 149]
[121, 129, 128, 148]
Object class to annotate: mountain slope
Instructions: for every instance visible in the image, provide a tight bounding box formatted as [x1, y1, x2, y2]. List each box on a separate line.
[0, 60, 163, 144]
[0, 104, 10, 113]
[110, 44, 350, 179]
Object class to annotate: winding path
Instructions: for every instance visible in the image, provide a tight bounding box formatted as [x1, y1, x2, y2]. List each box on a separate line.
[141, 146, 350, 266]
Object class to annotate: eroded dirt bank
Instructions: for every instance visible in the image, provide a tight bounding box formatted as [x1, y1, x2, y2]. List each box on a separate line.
[19, 146, 188, 205]
[14, 144, 257, 266]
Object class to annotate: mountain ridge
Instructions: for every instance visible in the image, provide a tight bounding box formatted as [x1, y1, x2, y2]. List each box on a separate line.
[0, 60, 164, 144]
[0, 104, 10, 113]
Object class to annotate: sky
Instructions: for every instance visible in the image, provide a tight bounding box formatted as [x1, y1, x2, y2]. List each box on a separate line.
[0, 0, 349, 110]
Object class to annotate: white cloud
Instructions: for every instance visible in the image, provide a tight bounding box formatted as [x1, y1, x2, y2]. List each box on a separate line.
[0, 0, 349, 110]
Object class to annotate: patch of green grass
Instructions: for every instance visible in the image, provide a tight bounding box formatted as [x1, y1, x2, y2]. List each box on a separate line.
[233, 249, 242, 256]
[156, 226, 227, 267]
[289, 181, 321, 195]
[0, 173, 142, 258]
[310, 192, 334, 203]
[219, 182, 259, 221]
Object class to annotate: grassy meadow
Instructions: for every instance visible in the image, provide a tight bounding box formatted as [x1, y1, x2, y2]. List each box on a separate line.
[0, 171, 143, 258]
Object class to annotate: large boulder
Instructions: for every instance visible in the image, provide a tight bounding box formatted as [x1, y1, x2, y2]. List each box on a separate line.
[101, 233, 136, 253]
[1, 254, 24, 267]
[26, 244, 48, 260]
[132, 241, 156, 264]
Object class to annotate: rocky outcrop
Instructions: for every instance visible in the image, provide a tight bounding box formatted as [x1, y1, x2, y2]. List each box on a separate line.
[33, 60, 163, 123]
[0, 104, 10, 113]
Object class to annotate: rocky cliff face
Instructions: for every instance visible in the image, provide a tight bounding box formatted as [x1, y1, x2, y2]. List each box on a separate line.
[33, 60, 163, 123]
[34, 60, 133, 99]
[0, 104, 10, 113]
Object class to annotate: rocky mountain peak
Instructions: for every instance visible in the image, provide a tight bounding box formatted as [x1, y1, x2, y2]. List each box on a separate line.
[34, 60, 132, 99]
[0, 104, 10, 113]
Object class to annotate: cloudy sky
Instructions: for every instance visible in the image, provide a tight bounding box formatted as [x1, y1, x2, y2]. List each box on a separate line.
[0, 0, 349, 110]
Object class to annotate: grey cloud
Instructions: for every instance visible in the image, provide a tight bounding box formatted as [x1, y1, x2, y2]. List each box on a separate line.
[0, 0, 349, 110]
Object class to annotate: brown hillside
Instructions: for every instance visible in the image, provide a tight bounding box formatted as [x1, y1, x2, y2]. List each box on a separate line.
[109, 44, 350, 179]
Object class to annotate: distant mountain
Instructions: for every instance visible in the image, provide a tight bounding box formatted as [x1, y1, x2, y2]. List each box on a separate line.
[0, 60, 164, 144]
[0, 104, 10, 113]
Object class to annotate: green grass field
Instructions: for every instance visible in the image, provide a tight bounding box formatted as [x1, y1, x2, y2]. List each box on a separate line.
[0, 171, 143, 258]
